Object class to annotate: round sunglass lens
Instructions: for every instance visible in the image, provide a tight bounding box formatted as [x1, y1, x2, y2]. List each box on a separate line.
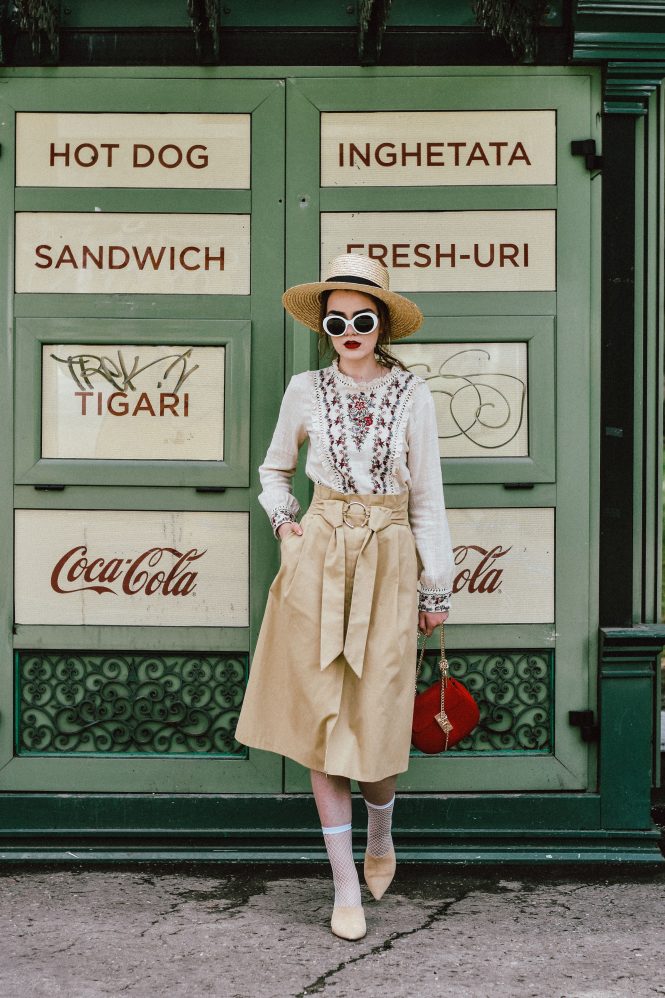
[323, 315, 347, 336]
[353, 313, 377, 334]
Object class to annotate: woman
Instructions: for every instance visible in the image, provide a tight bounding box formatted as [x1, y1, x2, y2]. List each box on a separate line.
[235, 253, 454, 941]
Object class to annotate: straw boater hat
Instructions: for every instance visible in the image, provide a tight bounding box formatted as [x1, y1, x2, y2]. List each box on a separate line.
[282, 253, 423, 340]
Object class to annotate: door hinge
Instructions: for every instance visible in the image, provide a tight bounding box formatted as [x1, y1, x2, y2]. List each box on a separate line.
[571, 140, 602, 172]
[568, 709, 599, 742]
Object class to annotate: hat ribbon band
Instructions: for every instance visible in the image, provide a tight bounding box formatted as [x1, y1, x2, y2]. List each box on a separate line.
[325, 274, 382, 289]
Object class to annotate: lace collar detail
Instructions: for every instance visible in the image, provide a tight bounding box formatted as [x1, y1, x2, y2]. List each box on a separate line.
[331, 356, 398, 392]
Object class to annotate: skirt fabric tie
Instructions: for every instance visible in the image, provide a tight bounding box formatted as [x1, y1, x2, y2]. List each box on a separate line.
[234, 483, 419, 782]
[315, 492, 410, 678]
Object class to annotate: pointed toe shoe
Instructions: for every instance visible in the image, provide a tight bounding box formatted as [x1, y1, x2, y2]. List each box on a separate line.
[364, 847, 396, 901]
[330, 905, 366, 941]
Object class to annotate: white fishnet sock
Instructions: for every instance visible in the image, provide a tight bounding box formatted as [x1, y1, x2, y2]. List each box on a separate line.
[321, 823, 362, 908]
[365, 794, 395, 857]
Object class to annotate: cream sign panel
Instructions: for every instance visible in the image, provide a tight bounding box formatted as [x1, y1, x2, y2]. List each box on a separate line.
[447, 507, 554, 624]
[42, 344, 225, 462]
[15, 113, 251, 189]
[321, 211, 556, 292]
[15, 213, 250, 295]
[321, 110, 556, 186]
[392, 341, 528, 458]
[14, 509, 249, 627]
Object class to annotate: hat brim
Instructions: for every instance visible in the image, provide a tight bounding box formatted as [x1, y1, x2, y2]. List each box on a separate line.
[282, 281, 423, 340]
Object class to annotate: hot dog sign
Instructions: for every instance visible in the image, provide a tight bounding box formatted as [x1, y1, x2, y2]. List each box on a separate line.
[15, 113, 250, 188]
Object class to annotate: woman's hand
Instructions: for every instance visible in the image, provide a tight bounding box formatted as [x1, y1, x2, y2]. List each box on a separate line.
[277, 521, 303, 541]
[418, 610, 448, 636]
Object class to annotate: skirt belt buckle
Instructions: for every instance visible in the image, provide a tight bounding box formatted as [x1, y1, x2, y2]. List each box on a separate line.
[342, 499, 370, 528]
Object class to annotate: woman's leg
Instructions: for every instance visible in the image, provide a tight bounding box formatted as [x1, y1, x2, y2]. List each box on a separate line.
[358, 774, 397, 859]
[310, 769, 362, 912]
[357, 774, 397, 807]
[310, 769, 352, 826]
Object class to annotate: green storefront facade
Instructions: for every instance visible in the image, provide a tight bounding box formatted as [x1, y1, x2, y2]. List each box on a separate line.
[0, 2, 663, 862]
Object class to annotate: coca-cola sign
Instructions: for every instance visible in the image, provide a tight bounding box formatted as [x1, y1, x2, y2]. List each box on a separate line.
[50, 545, 204, 597]
[453, 544, 511, 595]
[15, 509, 248, 627]
[446, 508, 554, 624]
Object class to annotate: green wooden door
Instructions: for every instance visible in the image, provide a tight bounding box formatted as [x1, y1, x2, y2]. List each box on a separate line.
[283, 69, 601, 793]
[1, 77, 286, 792]
[0, 67, 601, 803]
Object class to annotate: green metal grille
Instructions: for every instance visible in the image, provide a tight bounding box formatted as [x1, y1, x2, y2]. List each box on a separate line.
[413, 649, 553, 753]
[16, 651, 248, 757]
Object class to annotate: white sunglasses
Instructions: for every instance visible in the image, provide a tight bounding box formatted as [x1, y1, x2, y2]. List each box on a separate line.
[322, 311, 380, 337]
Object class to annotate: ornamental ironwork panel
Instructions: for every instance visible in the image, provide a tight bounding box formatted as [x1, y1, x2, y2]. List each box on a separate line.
[17, 651, 248, 756]
[412, 649, 553, 752]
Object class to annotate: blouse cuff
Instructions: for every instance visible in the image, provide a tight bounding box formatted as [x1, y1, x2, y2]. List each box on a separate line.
[418, 587, 452, 614]
[270, 505, 298, 537]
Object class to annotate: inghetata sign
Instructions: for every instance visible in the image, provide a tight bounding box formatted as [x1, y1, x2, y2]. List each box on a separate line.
[15, 213, 250, 295]
[41, 344, 226, 462]
[15, 113, 251, 189]
[321, 110, 556, 187]
[321, 211, 556, 292]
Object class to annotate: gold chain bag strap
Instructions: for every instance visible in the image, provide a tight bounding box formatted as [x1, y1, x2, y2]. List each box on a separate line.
[411, 624, 481, 754]
[415, 624, 453, 748]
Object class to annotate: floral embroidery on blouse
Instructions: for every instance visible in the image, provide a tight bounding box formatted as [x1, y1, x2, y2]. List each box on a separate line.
[346, 392, 376, 449]
[369, 370, 417, 493]
[315, 366, 358, 493]
[270, 505, 297, 536]
[315, 362, 420, 496]
[418, 588, 452, 613]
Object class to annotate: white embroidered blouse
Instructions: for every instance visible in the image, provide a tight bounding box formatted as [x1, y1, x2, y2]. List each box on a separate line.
[258, 357, 454, 613]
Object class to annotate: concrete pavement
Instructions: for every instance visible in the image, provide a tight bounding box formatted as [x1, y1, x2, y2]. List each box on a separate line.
[1, 863, 664, 998]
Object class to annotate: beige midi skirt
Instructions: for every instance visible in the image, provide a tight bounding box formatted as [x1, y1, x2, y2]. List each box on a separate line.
[234, 483, 419, 782]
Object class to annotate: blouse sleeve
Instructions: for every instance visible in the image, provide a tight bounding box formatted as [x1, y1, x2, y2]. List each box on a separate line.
[257, 373, 309, 536]
[406, 380, 455, 614]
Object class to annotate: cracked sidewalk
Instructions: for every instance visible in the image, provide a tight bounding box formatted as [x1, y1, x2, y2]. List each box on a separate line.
[1, 864, 664, 998]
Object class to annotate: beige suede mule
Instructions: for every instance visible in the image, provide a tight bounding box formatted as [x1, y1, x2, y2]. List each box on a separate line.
[330, 905, 367, 941]
[363, 847, 396, 900]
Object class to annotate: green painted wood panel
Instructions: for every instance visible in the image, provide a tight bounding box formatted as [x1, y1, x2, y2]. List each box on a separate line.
[14, 317, 251, 488]
[0, 66, 603, 806]
[0, 77, 286, 793]
[282, 69, 602, 793]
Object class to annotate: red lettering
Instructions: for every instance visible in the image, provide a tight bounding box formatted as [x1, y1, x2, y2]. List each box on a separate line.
[488, 141, 508, 165]
[508, 141, 531, 166]
[35, 245, 52, 268]
[452, 544, 511, 594]
[133, 392, 156, 416]
[499, 244, 520, 267]
[160, 393, 179, 416]
[474, 244, 495, 268]
[108, 392, 129, 416]
[426, 142, 445, 166]
[50, 545, 205, 597]
[466, 142, 490, 166]
[133, 245, 166, 270]
[109, 245, 130, 269]
[50, 546, 116, 595]
[75, 391, 93, 415]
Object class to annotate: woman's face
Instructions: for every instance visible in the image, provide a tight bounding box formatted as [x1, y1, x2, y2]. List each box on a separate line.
[324, 290, 381, 363]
